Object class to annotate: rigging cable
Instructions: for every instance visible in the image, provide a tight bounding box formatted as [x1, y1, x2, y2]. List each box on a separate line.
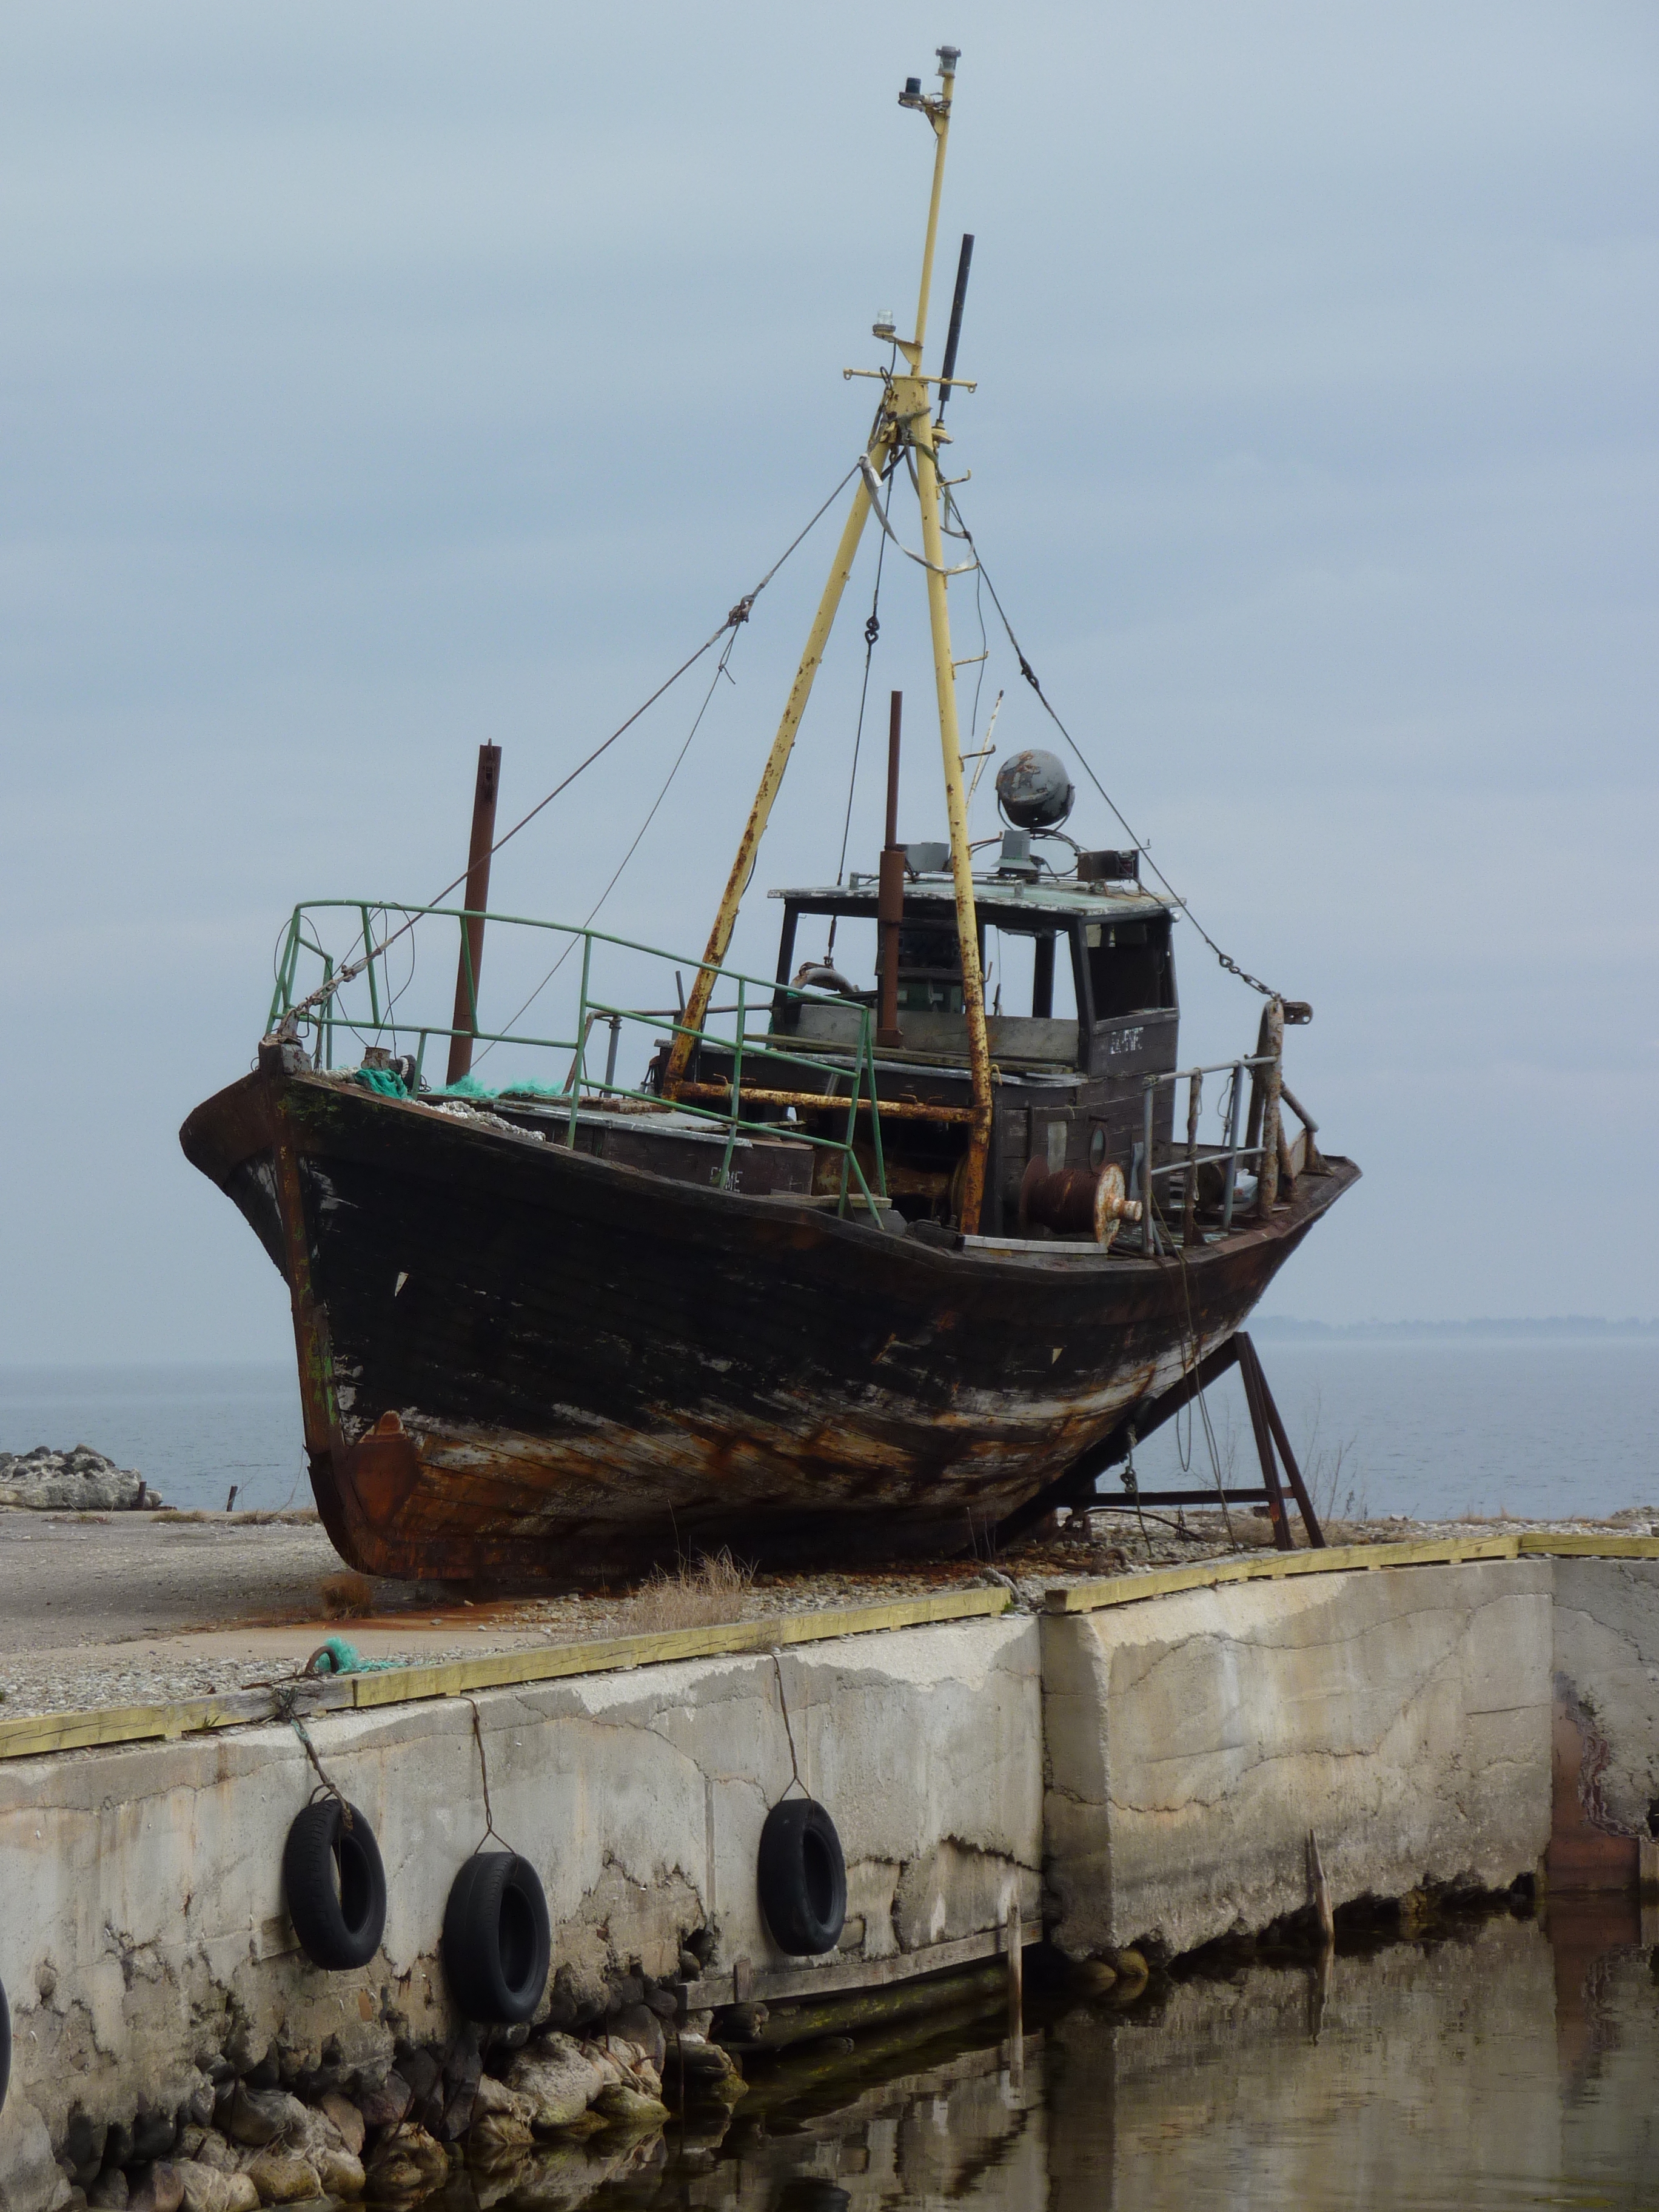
[826, 493, 891, 964]
[281, 458, 865, 1030]
[473, 627, 742, 1062]
[944, 495, 1284, 1004]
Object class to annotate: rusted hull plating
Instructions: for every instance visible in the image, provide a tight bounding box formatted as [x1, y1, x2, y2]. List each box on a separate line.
[180, 1063, 1357, 1581]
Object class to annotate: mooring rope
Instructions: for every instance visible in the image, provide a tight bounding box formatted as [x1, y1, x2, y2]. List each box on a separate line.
[463, 1695, 513, 1855]
[272, 1684, 354, 1830]
[769, 1651, 807, 1805]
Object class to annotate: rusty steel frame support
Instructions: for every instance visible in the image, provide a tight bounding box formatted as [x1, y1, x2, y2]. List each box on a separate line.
[446, 743, 502, 1087]
[994, 1329, 1324, 1550]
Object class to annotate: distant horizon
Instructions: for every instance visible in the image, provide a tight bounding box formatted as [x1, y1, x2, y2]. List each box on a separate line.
[2, 1312, 1657, 1376]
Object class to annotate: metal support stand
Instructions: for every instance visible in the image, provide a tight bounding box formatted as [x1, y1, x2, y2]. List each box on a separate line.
[994, 1329, 1324, 1550]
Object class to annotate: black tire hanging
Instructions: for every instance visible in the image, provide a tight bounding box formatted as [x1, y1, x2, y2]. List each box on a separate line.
[443, 1851, 552, 2023]
[757, 1798, 847, 1956]
[282, 1798, 388, 1971]
[0, 1973, 10, 2116]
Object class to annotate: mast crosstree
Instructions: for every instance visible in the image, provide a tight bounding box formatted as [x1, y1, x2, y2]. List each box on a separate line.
[664, 44, 994, 1231]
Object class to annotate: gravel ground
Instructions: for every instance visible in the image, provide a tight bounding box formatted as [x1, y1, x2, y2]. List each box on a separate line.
[1, 1500, 1654, 1723]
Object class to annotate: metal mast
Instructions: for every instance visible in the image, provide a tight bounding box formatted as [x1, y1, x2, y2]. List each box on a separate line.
[666, 45, 993, 1230]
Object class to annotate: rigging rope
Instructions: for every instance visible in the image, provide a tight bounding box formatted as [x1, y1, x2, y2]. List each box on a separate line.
[281, 459, 864, 1030]
[945, 497, 1284, 1003]
[826, 489, 892, 964]
[474, 625, 742, 1061]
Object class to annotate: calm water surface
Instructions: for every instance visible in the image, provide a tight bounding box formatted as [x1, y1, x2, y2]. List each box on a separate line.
[0, 1335, 1654, 1519]
[557, 1903, 1657, 2210]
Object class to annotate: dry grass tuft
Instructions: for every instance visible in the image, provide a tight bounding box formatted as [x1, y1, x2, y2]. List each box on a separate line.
[320, 1569, 375, 1619]
[609, 1550, 754, 1635]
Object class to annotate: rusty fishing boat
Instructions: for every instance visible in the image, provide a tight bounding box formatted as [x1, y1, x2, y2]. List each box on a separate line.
[182, 48, 1356, 1581]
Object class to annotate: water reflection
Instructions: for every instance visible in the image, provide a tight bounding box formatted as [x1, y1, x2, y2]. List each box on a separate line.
[462, 1902, 1659, 2211]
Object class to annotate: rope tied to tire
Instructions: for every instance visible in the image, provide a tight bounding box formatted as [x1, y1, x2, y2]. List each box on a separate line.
[272, 1683, 354, 1832]
[757, 1651, 848, 1957]
[463, 1695, 512, 1854]
[769, 1651, 808, 1806]
[274, 1688, 389, 1971]
[440, 1696, 552, 2023]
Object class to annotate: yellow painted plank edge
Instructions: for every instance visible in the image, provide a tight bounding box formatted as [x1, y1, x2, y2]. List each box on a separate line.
[343, 1588, 1011, 1709]
[1517, 1533, 1659, 1558]
[1042, 1534, 1524, 1615]
[0, 1589, 1010, 1761]
[0, 1689, 305, 1763]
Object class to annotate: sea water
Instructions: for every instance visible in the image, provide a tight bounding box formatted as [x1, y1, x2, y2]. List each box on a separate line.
[0, 1332, 1654, 1520]
[568, 1899, 1659, 2210]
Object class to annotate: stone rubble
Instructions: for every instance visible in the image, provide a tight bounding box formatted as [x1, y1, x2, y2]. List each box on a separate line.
[0, 1446, 163, 1513]
[50, 1956, 738, 2212]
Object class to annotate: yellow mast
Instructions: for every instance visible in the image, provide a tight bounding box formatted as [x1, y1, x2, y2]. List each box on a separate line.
[668, 45, 993, 1232]
[664, 423, 893, 1094]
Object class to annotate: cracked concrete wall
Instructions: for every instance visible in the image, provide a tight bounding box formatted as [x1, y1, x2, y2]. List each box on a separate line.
[0, 1616, 1041, 2199]
[1550, 1558, 1659, 1838]
[1042, 1562, 1554, 1959]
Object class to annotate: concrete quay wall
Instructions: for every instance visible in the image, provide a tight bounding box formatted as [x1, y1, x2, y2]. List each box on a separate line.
[1042, 1560, 1556, 1960]
[2, 1548, 1656, 2206]
[0, 1617, 1041, 2207]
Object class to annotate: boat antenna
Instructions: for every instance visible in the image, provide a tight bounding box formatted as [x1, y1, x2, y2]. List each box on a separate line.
[937, 233, 974, 421]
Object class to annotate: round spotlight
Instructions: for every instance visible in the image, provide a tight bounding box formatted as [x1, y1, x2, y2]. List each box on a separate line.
[995, 748, 1074, 831]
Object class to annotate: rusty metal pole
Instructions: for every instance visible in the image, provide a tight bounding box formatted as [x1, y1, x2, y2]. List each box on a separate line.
[1254, 998, 1285, 1218]
[876, 691, 905, 1048]
[1181, 1070, 1201, 1247]
[446, 743, 501, 1087]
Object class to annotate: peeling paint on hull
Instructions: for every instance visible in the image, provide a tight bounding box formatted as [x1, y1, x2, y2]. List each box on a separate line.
[181, 1065, 1356, 1581]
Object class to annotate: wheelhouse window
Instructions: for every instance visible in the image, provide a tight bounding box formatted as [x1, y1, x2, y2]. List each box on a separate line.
[1087, 916, 1174, 1019]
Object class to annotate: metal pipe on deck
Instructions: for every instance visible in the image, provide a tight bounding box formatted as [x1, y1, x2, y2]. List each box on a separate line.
[446, 743, 501, 1086]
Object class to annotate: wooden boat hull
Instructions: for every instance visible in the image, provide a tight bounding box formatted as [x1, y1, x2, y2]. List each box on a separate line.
[181, 1051, 1358, 1582]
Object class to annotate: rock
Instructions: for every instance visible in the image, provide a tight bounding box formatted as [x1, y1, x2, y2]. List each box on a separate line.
[443, 2028, 482, 2099]
[173, 2166, 232, 2212]
[103, 2126, 136, 2174]
[396, 2049, 441, 2102]
[677, 1950, 703, 1979]
[64, 2113, 108, 2187]
[643, 1984, 679, 2020]
[315, 2093, 364, 2159]
[186, 2135, 236, 2176]
[220, 2185, 259, 2212]
[132, 2112, 179, 2165]
[590, 2084, 669, 2130]
[224, 2090, 304, 2151]
[0, 1444, 154, 1511]
[504, 2040, 604, 2132]
[126, 2166, 184, 2212]
[236, 2151, 318, 2205]
[434, 2089, 477, 2143]
[611, 2004, 666, 2072]
[363, 2124, 447, 2201]
[312, 2147, 364, 2199]
[466, 2110, 534, 2165]
[86, 2177, 128, 2211]
[471, 2077, 534, 2127]
[354, 2071, 412, 2130]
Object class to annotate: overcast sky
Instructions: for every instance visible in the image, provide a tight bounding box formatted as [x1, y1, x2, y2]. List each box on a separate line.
[2, 1, 1655, 1362]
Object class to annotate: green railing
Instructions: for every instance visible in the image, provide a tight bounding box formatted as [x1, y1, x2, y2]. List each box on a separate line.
[267, 900, 888, 1217]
